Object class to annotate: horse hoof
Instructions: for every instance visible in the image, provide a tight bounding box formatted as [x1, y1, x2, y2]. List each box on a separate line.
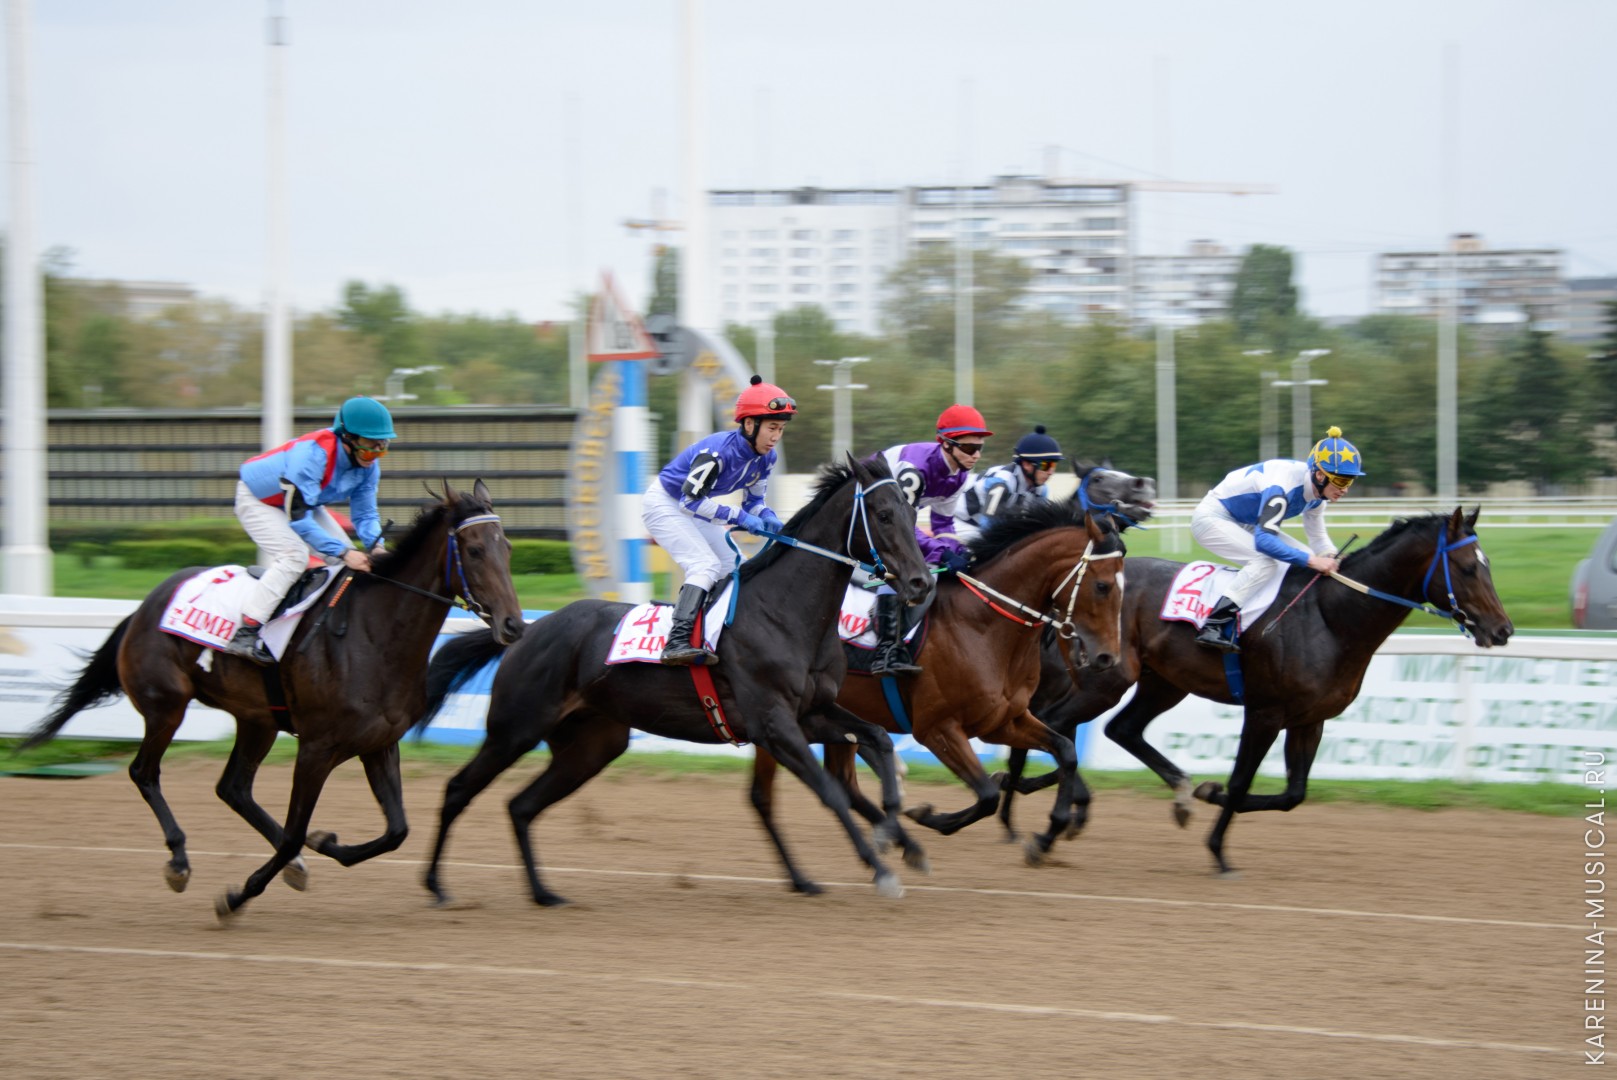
[989, 770, 1008, 790]
[873, 870, 904, 899]
[1173, 804, 1193, 828]
[307, 830, 336, 855]
[793, 880, 826, 897]
[433, 896, 482, 911]
[281, 857, 309, 892]
[1062, 820, 1085, 842]
[164, 864, 190, 893]
[903, 848, 932, 875]
[1023, 838, 1050, 867]
[1214, 869, 1242, 881]
[999, 828, 1020, 844]
[1193, 781, 1223, 802]
[534, 893, 571, 908]
[902, 804, 931, 823]
[214, 892, 240, 923]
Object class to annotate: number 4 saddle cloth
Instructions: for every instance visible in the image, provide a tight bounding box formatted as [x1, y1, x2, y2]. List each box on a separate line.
[606, 580, 736, 665]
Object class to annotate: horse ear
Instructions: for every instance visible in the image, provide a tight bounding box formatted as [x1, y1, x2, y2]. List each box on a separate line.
[473, 478, 492, 506]
[846, 450, 867, 480]
[1448, 506, 1465, 537]
[441, 477, 460, 503]
[1072, 459, 1096, 479]
[1466, 505, 1480, 530]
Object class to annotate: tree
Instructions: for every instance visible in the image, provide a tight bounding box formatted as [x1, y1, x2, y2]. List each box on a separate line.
[1484, 327, 1592, 493]
[1229, 244, 1299, 341]
[880, 243, 1034, 363]
[337, 281, 425, 370]
[1591, 300, 1617, 427]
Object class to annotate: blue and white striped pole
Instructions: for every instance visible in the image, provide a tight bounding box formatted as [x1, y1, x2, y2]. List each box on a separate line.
[615, 358, 651, 605]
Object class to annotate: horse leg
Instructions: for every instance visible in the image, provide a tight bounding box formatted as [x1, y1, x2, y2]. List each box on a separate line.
[308, 742, 409, 867]
[505, 719, 631, 907]
[807, 708, 929, 874]
[991, 712, 1079, 864]
[1200, 721, 1323, 813]
[1103, 671, 1198, 827]
[125, 706, 192, 892]
[1194, 717, 1282, 876]
[212, 720, 309, 891]
[424, 722, 546, 906]
[747, 747, 825, 896]
[753, 710, 901, 898]
[902, 723, 1002, 836]
[216, 745, 343, 921]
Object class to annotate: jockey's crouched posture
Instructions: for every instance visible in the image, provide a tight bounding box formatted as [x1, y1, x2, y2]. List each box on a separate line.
[952, 425, 1063, 544]
[642, 375, 790, 666]
[868, 404, 993, 677]
[1188, 425, 1362, 653]
[223, 396, 396, 664]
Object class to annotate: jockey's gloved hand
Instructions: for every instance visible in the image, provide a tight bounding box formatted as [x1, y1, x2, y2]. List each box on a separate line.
[734, 511, 770, 535]
[759, 509, 783, 532]
[938, 547, 972, 574]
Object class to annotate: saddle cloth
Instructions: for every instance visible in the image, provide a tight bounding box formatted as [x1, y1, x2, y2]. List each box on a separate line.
[607, 580, 736, 665]
[1160, 561, 1287, 635]
[159, 565, 339, 663]
[836, 587, 923, 649]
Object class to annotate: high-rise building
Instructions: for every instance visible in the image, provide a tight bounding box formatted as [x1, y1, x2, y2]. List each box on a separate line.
[1132, 240, 1242, 327]
[1566, 277, 1617, 343]
[1372, 233, 1568, 330]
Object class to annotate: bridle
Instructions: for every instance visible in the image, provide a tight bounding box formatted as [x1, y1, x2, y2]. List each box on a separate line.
[956, 538, 1124, 644]
[368, 510, 507, 620]
[1326, 528, 1484, 638]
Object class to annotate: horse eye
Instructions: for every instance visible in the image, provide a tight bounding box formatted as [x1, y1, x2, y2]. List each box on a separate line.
[877, 510, 893, 524]
[467, 544, 484, 558]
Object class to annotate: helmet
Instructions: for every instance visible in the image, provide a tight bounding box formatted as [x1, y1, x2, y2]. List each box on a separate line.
[332, 397, 397, 440]
[1013, 425, 1063, 463]
[936, 404, 993, 439]
[734, 375, 797, 423]
[1309, 426, 1364, 477]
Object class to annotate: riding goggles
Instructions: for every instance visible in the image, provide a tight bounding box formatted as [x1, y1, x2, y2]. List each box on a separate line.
[762, 395, 796, 412]
[945, 439, 986, 457]
[348, 437, 390, 463]
[1321, 471, 1354, 490]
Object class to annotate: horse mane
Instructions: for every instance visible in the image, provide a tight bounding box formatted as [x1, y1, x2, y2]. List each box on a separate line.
[967, 496, 1101, 565]
[1341, 512, 1449, 571]
[368, 487, 486, 579]
[738, 456, 893, 582]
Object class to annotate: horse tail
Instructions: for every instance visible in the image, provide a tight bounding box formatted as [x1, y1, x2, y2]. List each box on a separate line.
[18, 616, 133, 751]
[412, 628, 508, 736]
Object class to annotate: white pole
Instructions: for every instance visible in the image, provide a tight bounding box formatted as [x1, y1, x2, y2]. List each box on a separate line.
[1155, 324, 1181, 552]
[566, 93, 587, 410]
[953, 80, 973, 405]
[677, 0, 713, 445]
[2, 0, 51, 594]
[262, 2, 291, 450]
[1436, 43, 1459, 503]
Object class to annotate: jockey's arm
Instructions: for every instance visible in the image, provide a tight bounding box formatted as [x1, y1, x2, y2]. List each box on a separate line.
[1252, 488, 1312, 568]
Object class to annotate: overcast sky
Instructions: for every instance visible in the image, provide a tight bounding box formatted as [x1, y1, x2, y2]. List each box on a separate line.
[12, 0, 1614, 326]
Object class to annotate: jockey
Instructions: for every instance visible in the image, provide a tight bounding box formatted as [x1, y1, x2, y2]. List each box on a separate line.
[868, 403, 994, 676]
[953, 424, 1063, 543]
[642, 374, 792, 666]
[1189, 425, 1362, 653]
[223, 396, 395, 664]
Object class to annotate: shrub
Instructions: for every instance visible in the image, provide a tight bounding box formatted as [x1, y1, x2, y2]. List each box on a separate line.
[509, 539, 575, 575]
[108, 539, 258, 570]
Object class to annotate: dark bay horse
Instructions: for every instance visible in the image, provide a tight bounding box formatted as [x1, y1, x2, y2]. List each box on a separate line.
[1000, 508, 1514, 874]
[22, 480, 525, 918]
[412, 454, 933, 906]
[750, 497, 1128, 889]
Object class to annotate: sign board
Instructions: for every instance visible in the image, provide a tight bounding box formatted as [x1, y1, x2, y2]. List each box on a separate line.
[586, 272, 659, 362]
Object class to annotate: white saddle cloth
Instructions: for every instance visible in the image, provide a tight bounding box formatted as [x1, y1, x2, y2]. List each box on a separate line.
[159, 565, 338, 663]
[1160, 561, 1286, 636]
[837, 587, 922, 649]
[607, 580, 735, 664]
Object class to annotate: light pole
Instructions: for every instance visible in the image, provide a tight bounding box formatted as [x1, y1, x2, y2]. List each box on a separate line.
[381, 365, 443, 404]
[1272, 349, 1329, 460]
[814, 357, 869, 461]
[1242, 349, 1276, 461]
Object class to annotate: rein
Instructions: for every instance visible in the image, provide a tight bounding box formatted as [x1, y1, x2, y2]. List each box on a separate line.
[1078, 472, 1147, 532]
[956, 540, 1124, 642]
[369, 511, 506, 620]
[1326, 531, 1482, 636]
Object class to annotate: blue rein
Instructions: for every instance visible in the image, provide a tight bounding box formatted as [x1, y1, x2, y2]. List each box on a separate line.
[1077, 472, 1147, 532]
[1342, 532, 1481, 635]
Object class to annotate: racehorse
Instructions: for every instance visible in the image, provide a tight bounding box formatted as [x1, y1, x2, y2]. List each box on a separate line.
[412, 454, 933, 906]
[998, 508, 1514, 874]
[21, 480, 525, 918]
[750, 496, 1130, 889]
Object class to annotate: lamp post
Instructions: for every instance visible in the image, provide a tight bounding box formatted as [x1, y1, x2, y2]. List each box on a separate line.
[814, 357, 869, 460]
[1242, 349, 1276, 461]
[381, 365, 442, 403]
[1272, 349, 1330, 460]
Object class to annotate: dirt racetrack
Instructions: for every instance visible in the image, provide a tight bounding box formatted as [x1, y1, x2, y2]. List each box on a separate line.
[0, 755, 1578, 1078]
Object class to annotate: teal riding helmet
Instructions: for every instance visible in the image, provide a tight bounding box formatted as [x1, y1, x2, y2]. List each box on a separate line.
[333, 397, 397, 440]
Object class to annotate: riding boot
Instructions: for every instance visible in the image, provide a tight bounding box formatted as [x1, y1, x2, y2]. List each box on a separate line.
[660, 584, 720, 666]
[1194, 597, 1242, 654]
[220, 621, 274, 665]
[868, 593, 922, 676]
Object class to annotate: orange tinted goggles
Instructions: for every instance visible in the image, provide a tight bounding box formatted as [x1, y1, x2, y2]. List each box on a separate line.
[1322, 472, 1354, 490]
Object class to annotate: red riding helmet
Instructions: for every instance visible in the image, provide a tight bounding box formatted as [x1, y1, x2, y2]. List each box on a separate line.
[936, 404, 993, 439]
[734, 375, 797, 423]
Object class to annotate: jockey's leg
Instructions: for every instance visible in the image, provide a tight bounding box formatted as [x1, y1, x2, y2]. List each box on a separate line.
[869, 589, 922, 676]
[642, 484, 724, 666]
[227, 482, 304, 663]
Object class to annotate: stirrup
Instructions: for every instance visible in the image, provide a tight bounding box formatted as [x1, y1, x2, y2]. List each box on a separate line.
[1195, 622, 1240, 654]
[221, 634, 274, 666]
[660, 643, 717, 666]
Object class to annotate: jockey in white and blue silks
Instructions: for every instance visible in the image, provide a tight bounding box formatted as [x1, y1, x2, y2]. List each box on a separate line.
[1189, 425, 1363, 653]
[866, 403, 994, 676]
[642, 375, 793, 666]
[224, 395, 396, 664]
[953, 425, 1063, 544]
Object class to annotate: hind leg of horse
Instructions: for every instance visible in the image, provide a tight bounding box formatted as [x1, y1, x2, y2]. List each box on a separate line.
[814, 716, 929, 874]
[506, 719, 631, 907]
[424, 723, 545, 906]
[753, 710, 900, 897]
[216, 746, 343, 920]
[1198, 721, 1323, 813]
[126, 707, 192, 892]
[1104, 671, 1198, 827]
[309, 742, 409, 867]
[902, 723, 1002, 837]
[1195, 718, 1283, 876]
[988, 712, 1078, 864]
[213, 720, 310, 891]
[748, 747, 825, 895]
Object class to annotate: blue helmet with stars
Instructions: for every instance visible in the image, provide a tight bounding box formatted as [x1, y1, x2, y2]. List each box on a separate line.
[1309, 426, 1364, 477]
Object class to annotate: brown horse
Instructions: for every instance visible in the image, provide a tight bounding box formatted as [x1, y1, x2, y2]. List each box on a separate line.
[999, 508, 1515, 874]
[22, 480, 525, 919]
[750, 498, 1127, 891]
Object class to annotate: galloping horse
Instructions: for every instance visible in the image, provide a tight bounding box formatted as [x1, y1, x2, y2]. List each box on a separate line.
[22, 481, 525, 918]
[413, 455, 932, 906]
[750, 496, 1129, 889]
[999, 508, 1514, 874]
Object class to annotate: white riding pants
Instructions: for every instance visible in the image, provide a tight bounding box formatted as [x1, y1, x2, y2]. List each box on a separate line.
[1189, 494, 1308, 609]
[642, 481, 735, 592]
[234, 481, 345, 624]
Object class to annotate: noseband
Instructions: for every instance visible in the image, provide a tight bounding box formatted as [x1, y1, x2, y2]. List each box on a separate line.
[1327, 529, 1483, 638]
[957, 539, 1125, 646]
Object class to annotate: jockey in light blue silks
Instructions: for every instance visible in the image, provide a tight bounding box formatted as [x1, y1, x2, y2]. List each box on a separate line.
[953, 425, 1063, 544]
[1188, 425, 1363, 653]
[867, 403, 994, 677]
[641, 375, 793, 666]
[224, 396, 396, 664]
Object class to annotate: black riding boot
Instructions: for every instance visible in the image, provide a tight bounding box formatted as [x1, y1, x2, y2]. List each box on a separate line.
[1195, 597, 1242, 654]
[869, 593, 922, 676]
[220, 622, 274, 665]
[660, 584, 719, 666]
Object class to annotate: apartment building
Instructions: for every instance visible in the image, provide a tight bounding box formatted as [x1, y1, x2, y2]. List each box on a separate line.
[1373, 233, 1568, 330]
[1131, 240, 1242, 326]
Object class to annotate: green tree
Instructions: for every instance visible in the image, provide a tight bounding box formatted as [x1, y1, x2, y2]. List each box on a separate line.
[1229, 244, 1299, 342]
[337, 281, 425, 371]
[880, 243, 1034, 364]
[1486, 327, 1592, 493]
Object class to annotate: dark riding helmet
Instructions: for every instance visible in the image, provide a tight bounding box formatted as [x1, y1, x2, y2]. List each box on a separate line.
[1012, 425, 1063, 464]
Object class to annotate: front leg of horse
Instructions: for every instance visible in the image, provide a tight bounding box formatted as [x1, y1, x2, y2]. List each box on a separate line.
[1104, 706, 1196, 828]
[822, 720, 931, 875]
[997, 713, 1077, 865]
[1196, 721, 1282, 877]
[216, 750, 339, 922]
[212, 722, 308, 891]
[748, 747, 825, 895]
[307, 744, 409, 867]
[902, 726, 1001, 837]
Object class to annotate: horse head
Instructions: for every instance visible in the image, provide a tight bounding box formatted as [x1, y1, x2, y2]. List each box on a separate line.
[847, 452, 932, 608]
[1072, 460, 1156, 530]
[1436, 506, 1514, 648]
[428, 479, 526, 645]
